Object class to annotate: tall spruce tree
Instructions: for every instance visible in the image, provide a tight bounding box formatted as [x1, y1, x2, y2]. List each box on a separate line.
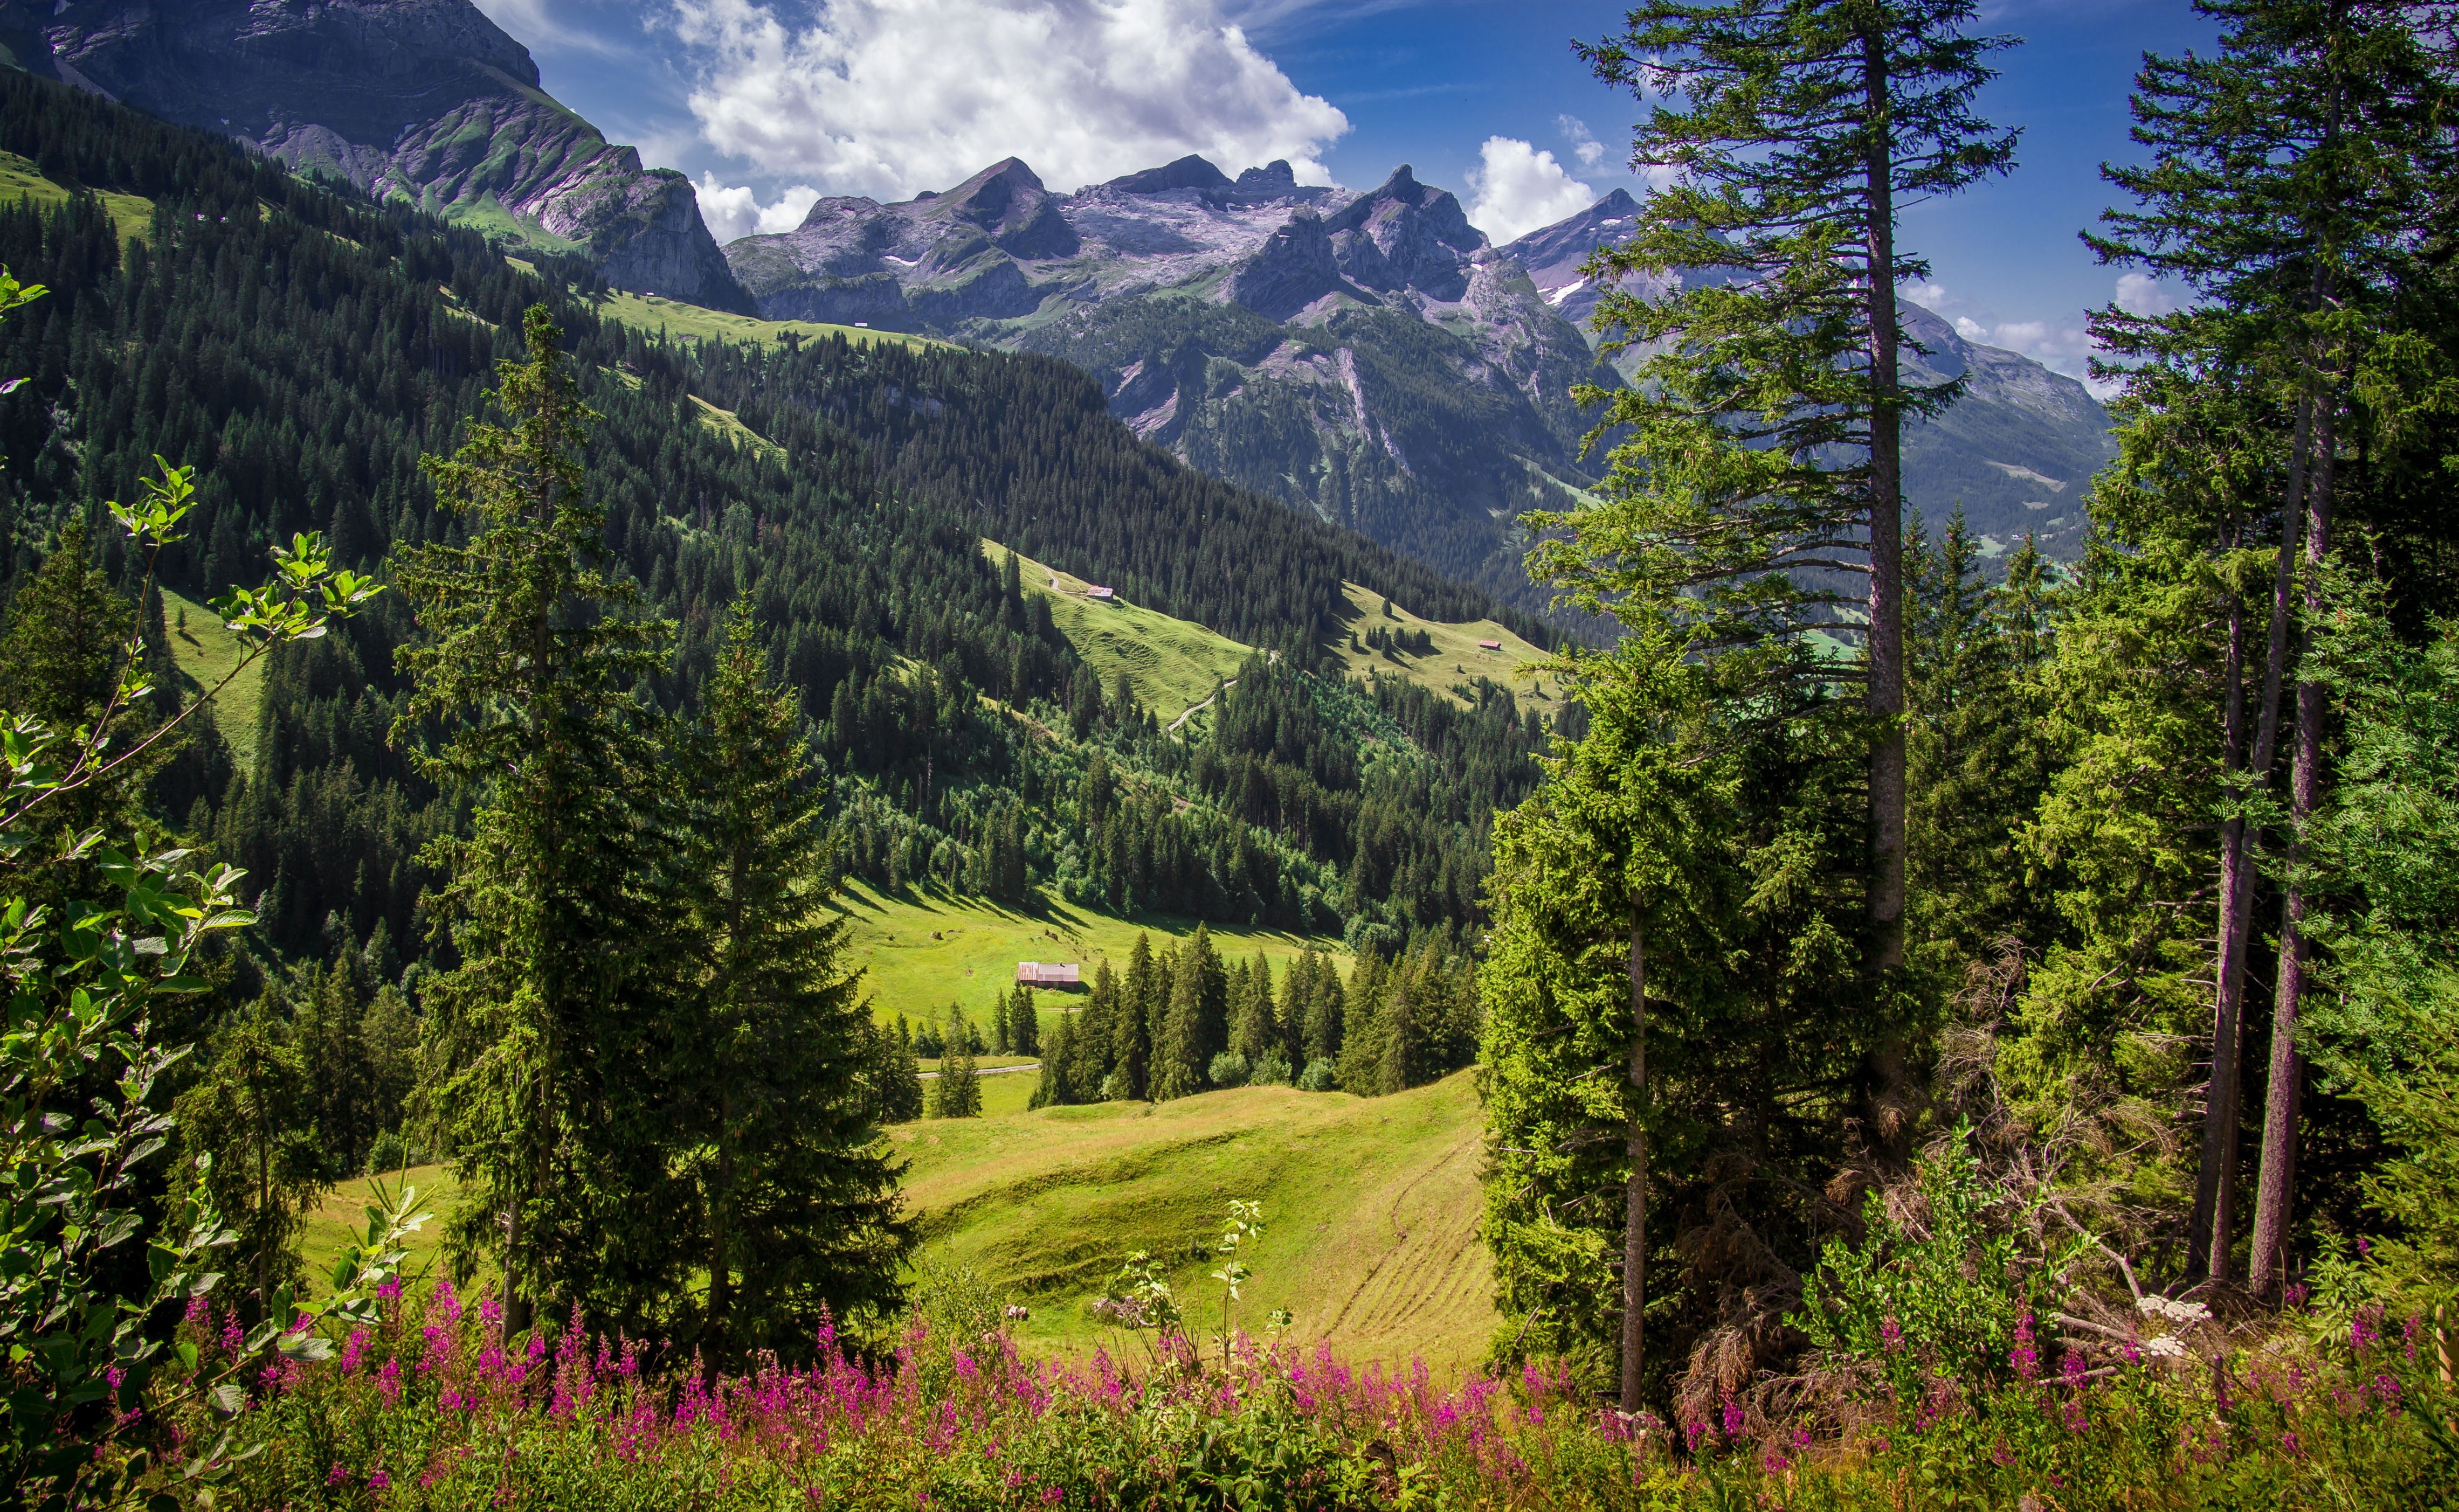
[1555, 0, 2019, 991]
[666, 599, 909, 1357]
[2084, 0, 2450, 1286]
[393, 307, 673, 1339]
[1112, 933, 1155, 1100]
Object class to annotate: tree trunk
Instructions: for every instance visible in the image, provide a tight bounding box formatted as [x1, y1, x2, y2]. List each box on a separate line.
[1860, 30, 1908, 976]
[1620, 904, 1648, 1414]
[2250, 407, 2338, 1297]
[2188, 564, 2251, 1282]
[2188, 391, 2312, 1281]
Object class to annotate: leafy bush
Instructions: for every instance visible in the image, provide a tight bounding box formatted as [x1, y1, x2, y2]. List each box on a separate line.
[1794, 1132, 2083, 1406]
[1297, 1058, 1339, 1092]
[1251, 1051, 1294, 1086]
[1208, 1050, 1251, 1088]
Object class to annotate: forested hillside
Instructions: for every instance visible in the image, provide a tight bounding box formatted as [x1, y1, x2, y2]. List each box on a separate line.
[0, 66, 1549, 1010]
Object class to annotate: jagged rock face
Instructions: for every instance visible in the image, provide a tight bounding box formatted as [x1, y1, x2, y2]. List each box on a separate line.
[0, 0, 755, 313]
[726, 152, 2110, 606]
[1500, 198, 2116, 560]
[725, 154, 1622, 608]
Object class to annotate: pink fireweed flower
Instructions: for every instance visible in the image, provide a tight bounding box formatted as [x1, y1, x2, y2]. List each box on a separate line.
[378, 1358, 403, 1407]
[367, 1468, 391, 1490]
[1722, 1393, 1744, 1440]
[2011, 1310, 2040, 1382]
[2282, 1429, 2304, 1457]
[1880, 1314, 1904, 1354]
[340, 1328, 370, 1375]
[2352, 1306, 2382, 1353]
[327, 1462, 348, 1487]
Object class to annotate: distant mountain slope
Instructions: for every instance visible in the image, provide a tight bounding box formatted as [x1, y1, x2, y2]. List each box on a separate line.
[726, 158, 1621, 612]
[728, 158, 2116, 595]
[1499, 192, 2117, 560]
[0, 0, 755, 312]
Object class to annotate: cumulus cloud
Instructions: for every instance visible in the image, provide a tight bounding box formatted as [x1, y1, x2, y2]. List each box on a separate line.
[2115, 271, 2179, 317]
[1465, 136, 1595, 244]
[1903, 280, 1953, 309]
[694, 172, 823, 242]
[1557, 114, 1607, 170]
[661, 0, 1349, 200]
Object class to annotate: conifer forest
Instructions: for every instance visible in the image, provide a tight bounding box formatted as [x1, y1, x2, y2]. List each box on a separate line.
[5, 3, 2459, 1508]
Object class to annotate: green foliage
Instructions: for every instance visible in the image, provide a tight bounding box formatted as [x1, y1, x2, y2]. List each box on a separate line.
[926, 1006, 983, 1120]
[171, 989, 328, 1317]
[664, 598, 911, 1354]
[0, 288, 399, 1499]
[1794, 1134, 2081, 1405]
[395, 306, 675, 1335]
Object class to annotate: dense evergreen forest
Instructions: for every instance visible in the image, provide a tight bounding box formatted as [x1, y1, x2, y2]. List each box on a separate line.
[0, 66, 1548, 1004]
[1479, 0, 2459, 1434]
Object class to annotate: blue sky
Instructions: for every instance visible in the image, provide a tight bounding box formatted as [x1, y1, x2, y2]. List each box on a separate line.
[473, 0, 2216, 386]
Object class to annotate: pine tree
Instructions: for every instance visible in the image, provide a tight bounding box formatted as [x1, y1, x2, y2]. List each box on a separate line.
[2083, 0, 2450, 1287]
[0, 517, 130, 730]
[1031, 1010, 1075, 1109]
[1112, 933, 1155, 1100]
[1552, 0, 2019, 992]
[392, 306, 673, 1339]
[1152, 942, 1202, 1101]
[928, 1005, 982, 1119]
[872, 1019, 925, 1125]
[666, 598, 909, 1356]
[1009, 983, 1039, 1057]
[172, 991, 328, 1319]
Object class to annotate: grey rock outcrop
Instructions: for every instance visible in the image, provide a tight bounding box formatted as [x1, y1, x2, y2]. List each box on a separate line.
[0, 0, 756, 311]
[722, 152, 2111, 607]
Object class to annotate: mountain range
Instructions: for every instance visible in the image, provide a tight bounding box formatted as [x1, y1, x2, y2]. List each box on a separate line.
[0, 0, 756, 312]
[3, 0, 2114, 613]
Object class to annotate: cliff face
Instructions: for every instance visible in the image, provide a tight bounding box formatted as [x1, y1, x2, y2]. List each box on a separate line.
[725, 154, 2110, 609]
[0, 0, 755, 312]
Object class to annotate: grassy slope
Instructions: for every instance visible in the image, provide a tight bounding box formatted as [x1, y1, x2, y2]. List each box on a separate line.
[159, 588, 266, 770]
[0, 149, 153, 242]
[585, 286, 940, 353]
[833, 877, 1338, 1043]
[1327, 581, 1561, 718]
[986, 539, 1255, 725]
[298, 1071, 1496, 1376]
[895, 1071, 1494, 1375]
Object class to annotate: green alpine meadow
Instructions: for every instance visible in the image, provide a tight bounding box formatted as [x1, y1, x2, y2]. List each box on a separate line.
[2, 1, 2455, 1507]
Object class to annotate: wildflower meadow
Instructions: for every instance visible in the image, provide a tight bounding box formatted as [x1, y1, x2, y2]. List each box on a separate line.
[156, 1256, 2455, 1511]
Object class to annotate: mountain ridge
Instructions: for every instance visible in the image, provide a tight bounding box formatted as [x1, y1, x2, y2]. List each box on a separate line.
[723, 151, 2116, 602]
[0, 0, 756, 312]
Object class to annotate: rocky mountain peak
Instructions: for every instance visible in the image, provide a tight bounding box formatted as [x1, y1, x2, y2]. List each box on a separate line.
[1, 0, 755, 311]
[1106, 155, 1235, 195]
[1234, 160, 1299, 198]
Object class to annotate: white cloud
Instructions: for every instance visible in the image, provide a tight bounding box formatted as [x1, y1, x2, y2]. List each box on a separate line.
[1904, 280, 1953, 309]
[1951, 313, 2121, 397]
[1557, 114, 1607, 171]
[1465, 136, 1595, 244]
[694, 172, 823, 242]
[661, 0, 1349, 200]
[2115, 271, 2178, 317]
